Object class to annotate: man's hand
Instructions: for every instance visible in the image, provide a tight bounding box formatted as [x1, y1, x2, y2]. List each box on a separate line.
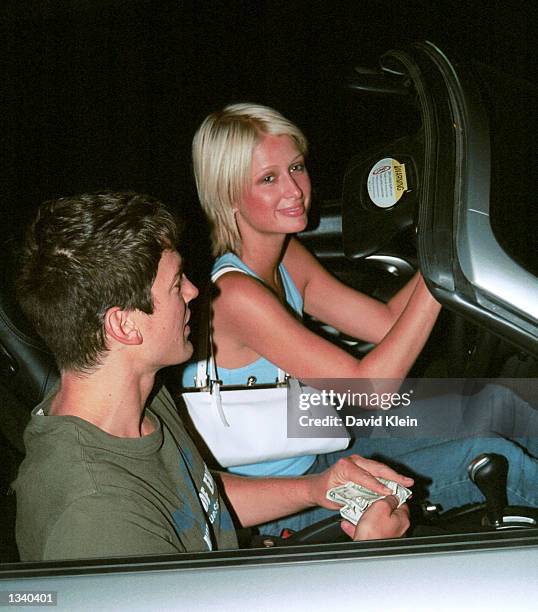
[307, 454, 414, 510]
[220, 453, 413, 529]
[341, 495, 410, 540]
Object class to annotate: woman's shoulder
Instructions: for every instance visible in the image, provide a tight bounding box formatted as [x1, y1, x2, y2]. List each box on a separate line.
[211, 255, 269, 311]
[211, 252, 258, 281]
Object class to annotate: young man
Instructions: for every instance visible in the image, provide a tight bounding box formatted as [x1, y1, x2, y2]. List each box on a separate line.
[13, 192, 411, 561]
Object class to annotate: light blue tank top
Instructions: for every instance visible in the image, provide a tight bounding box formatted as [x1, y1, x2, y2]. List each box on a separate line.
[181, 253, 316, 477]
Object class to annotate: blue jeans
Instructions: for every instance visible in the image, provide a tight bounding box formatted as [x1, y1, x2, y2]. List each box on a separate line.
[259, 384, 538, 536]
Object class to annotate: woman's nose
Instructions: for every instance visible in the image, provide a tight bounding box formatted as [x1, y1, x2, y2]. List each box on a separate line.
[283, 173, 302, 198]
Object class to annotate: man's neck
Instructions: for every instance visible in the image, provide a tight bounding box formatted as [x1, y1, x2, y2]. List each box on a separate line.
[50, 360, 157, 438]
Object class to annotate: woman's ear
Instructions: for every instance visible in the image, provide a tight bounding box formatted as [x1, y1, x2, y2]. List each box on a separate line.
[104, 307, 143, 346]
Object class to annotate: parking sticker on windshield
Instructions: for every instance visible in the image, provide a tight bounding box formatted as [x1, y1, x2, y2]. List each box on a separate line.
[367, 158, 408, 208]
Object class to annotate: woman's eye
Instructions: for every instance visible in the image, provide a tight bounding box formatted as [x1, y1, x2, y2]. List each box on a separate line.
[262, 175, 275, 183]
[290, 163, 305, 173]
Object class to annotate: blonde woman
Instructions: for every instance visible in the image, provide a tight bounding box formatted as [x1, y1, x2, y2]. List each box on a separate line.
[182, 103, 538, 535]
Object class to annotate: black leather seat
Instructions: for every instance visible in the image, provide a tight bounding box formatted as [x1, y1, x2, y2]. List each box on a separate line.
[0, 242, 59, 412]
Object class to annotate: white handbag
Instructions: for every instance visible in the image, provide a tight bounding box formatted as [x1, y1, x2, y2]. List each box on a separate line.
[181, 265, 350, 468]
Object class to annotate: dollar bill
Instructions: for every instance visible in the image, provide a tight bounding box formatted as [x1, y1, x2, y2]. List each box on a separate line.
[340, 503, 365, 525]
[326, 478, 412, 526]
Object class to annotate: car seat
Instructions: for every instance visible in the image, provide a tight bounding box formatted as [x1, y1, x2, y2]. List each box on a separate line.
[0, 241, 59, 413]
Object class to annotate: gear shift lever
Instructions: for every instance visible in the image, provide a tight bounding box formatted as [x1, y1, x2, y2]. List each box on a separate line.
[468, 453, 509, 528]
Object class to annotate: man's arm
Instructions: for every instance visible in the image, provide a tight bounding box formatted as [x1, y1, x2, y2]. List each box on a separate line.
[218, 454, 413, 538]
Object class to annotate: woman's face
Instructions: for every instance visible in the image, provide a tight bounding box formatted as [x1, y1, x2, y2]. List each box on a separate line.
[235, 133, 311, 237]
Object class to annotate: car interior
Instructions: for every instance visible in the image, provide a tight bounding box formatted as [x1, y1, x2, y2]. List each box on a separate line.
[1, 41, 538, 564]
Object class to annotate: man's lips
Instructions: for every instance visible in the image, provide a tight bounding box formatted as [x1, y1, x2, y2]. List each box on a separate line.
[184, 310, 191, 335]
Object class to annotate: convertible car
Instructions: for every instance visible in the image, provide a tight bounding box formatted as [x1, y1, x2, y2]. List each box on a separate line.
[1, 41, 538, 610]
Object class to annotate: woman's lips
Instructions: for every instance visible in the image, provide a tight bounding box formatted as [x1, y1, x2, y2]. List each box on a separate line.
[278, 204, 305, 217]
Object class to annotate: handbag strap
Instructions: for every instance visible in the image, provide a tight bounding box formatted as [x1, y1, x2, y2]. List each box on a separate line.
[194, 263, 287, 387]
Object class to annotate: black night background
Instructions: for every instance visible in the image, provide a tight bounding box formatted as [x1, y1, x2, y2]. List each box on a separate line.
[2, 1, 535, 272]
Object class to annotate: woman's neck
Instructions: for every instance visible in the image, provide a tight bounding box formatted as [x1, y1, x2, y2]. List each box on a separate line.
[239, 235, 289, 290]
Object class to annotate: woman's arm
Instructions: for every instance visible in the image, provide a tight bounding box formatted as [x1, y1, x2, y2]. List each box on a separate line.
[212, 249, 440, 382]
[284, 238, 421, 344]
[213, 241, 440, 381]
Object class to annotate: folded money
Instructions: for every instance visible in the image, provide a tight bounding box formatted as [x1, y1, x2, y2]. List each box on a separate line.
[326, 478, 412, 526]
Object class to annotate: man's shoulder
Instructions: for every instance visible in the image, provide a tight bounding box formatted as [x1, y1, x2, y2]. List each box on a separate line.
[15, 412, 98, 506]
[18, 384, 179, 479]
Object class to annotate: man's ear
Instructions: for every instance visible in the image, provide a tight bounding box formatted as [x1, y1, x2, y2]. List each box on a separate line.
[104, 307, 143, 346]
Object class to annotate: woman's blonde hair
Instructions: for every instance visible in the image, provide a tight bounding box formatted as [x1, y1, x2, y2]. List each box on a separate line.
[192, 103, 308, 256]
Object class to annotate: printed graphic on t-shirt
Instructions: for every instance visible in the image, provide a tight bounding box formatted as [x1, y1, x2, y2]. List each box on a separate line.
[172, 454, 220, 551]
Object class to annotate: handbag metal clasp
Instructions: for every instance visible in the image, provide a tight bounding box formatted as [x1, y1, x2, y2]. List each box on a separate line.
[276, 373, 290, 388]
[209, 379, 223, 392]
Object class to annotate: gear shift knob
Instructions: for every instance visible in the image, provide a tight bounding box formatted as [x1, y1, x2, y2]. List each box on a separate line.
[468, 453, 509, 528]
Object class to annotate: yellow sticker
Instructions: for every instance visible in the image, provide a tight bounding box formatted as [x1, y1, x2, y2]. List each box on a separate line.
[367, 158, 408, 208]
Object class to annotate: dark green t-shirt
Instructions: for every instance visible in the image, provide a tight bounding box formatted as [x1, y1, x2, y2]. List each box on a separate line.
[14, 386, 238, 561]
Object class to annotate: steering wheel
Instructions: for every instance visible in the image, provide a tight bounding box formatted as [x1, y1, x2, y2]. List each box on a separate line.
[340, 47, 510, 377]
[341, 134, 421, 262]
[345, 42, 538, 359]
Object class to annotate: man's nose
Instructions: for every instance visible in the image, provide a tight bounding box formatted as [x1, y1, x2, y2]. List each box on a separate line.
[182, 276, 199, 302]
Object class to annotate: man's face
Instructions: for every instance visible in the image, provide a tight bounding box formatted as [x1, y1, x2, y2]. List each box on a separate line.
[138, 249, 198, 368]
